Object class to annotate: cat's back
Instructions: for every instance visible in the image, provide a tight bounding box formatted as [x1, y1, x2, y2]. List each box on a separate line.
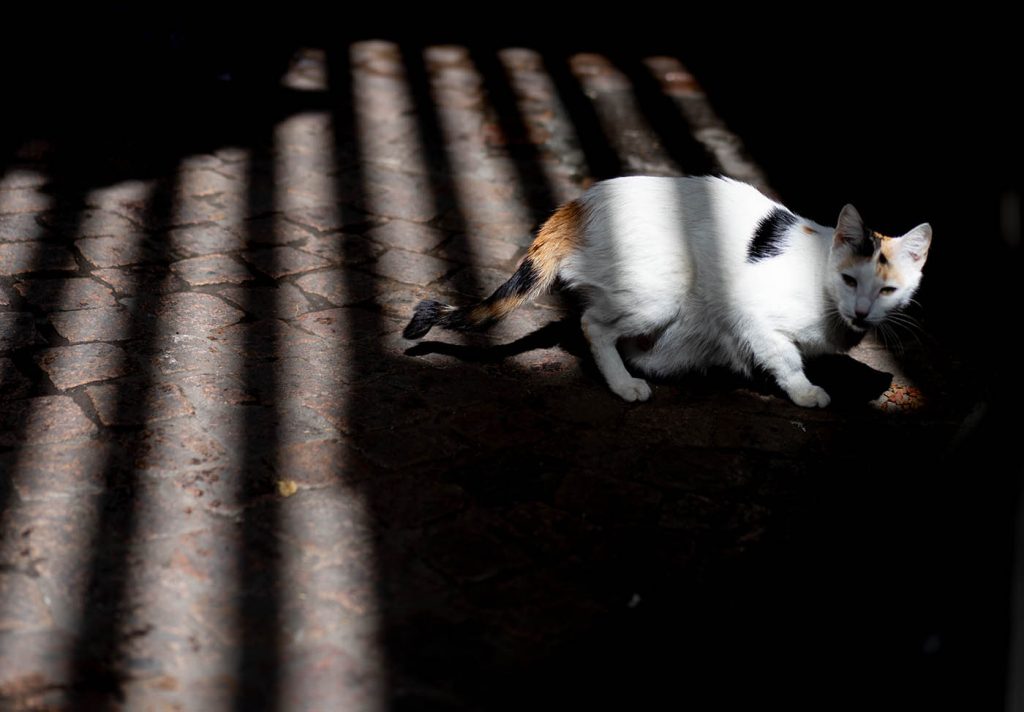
[584, 174, 769, 207]
[578, 175, 780, 264]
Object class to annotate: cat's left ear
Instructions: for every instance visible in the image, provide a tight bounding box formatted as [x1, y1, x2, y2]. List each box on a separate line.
[834, 204, 871, 253]
[835, 204, 864, 242]
[897, 223, 932, 265]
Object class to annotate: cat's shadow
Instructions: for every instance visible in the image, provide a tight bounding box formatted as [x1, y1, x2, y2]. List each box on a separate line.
[405, 317, 589, 364]
[406, 319, 893, 407]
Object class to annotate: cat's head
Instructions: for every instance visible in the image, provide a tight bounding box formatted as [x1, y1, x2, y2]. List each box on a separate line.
[828, 204, 931, 332]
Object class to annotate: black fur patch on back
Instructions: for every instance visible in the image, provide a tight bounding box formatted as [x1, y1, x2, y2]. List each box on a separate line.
[491, 257, 538, 300]
[403, 299, 448, 339]
[747, 208, 799, 263]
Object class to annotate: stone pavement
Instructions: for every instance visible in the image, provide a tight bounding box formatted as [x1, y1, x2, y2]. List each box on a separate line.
[0, 40, 984, 710]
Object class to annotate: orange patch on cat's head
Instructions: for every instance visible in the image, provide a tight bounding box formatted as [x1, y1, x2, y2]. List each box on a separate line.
[875, 236, 904, 284]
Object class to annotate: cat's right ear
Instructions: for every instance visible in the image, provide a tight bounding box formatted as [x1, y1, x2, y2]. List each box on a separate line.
[834, 204, 864, 247]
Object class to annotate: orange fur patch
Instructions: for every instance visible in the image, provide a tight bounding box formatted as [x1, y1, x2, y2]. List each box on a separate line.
[802, 225, 817, 236]
[469, 303, 497, 322]
[527, 200, 585, 277]
[483, 296, 519, 320]
[876, 237, 902, 283]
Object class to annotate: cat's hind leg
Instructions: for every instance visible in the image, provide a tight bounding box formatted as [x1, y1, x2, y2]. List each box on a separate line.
[581, 311, 652, 402]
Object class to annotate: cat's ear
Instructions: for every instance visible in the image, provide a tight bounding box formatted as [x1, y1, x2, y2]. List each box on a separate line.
[834, 204, 867, 250]
[897, 223, 932, 265]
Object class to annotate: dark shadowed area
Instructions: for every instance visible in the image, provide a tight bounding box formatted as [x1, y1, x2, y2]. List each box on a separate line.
[0, 10, 1018, 711]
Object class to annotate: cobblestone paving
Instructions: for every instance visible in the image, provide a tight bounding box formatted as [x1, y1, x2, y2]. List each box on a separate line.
[0, 42, 963, 710]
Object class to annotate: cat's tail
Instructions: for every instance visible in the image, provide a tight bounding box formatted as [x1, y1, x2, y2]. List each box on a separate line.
[403, 200, 585, 339]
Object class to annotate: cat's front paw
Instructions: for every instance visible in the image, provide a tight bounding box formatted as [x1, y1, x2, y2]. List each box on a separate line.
[787, 383, 831, 408]
[610, 377, 652, 402]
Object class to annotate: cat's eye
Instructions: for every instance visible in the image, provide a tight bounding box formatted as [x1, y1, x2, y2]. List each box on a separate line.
[879, 286, 897, 296]
[842, 274, 857, 288]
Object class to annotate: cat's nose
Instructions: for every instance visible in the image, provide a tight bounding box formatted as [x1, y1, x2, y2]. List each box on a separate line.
[854, 308, 870, 320]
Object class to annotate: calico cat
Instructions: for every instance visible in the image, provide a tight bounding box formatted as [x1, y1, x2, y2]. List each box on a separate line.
[403, 176, 932, 407]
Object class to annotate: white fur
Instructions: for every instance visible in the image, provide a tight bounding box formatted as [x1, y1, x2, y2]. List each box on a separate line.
[559, 176, 930, 406]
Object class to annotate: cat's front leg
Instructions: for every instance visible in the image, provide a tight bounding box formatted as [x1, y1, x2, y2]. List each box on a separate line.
[749, 329, 831, 408]
[781, 377, 831, 408]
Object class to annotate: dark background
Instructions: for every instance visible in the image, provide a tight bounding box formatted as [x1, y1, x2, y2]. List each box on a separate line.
[3, 8, 1019, 710]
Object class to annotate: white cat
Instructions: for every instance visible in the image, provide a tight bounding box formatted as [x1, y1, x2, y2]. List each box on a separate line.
[404, 176, 932, 407]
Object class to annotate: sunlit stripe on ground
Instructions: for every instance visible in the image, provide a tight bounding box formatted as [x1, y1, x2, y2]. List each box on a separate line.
[0, 167, 56, 212]
[108, 162, 249, 708]
[497, 47, 588, 207]
[641, 55, 770, 191]
[0, 441, 107, 705]
[262, 54, 387, 708]
[0, 178, 147, 707]
[424, 44, 536, 258]
[567, 53, 680, 177]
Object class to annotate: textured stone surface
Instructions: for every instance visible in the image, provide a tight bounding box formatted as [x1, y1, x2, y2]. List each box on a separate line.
[39, 207, 139, 236]
[295, 269, 376, 306]
[364, 221, 450, 254]
[211, 318, 324, 361]
[170, 254, 253, 286]
[242, 215, 323, 246]
[0, 242, 76, 275]
[242, 246, 332, 278]
[441, 233, 523, 269]
[14, 278, 116, 310]
[127, 418, 227, 474]
[0, 356, 32, 399]
[165, 224, 247, 257]
[147, 292, 246, 333]
[91, 265, 187, 295]
[2, 440, 112, 498]
[49, 306, 133, 342]
[0, 213, 46, 242]
[0, 312, 36, 353]
[215, 283, 314, 319]
[35, 342, 128, 389]
[371, 249, 455, 286]
[284, 205, 349, 233]
[0, 187, 54, 214]
[85, 381, 195, 425]
[75, 233, 155, 267]
[298, 234, 384, 265]
[342, 166, 444, 223]
[121, 196, 226, 228]
[0, 395, 96, 445]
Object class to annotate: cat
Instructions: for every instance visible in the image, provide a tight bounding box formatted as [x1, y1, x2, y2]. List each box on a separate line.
[403, 176, 932, 407]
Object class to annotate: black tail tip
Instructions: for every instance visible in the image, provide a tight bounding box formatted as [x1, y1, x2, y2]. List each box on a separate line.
[403, 299, 448, 340]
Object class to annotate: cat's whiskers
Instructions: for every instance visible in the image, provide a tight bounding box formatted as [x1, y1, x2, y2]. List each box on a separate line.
[880, 310, 926, 352]
[876, 322, 906, 356]
[886, 310, 925, 333]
